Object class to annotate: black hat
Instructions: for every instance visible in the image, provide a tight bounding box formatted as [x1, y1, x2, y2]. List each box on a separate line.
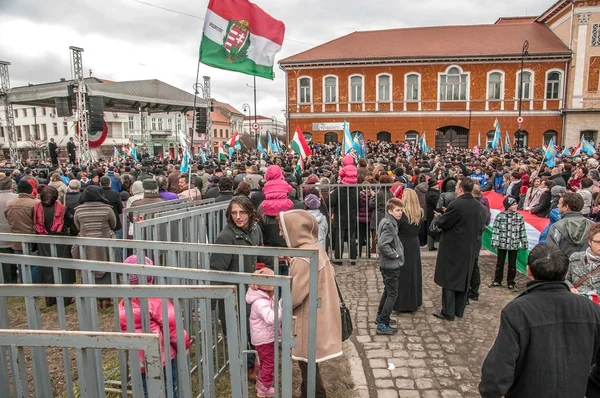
[17, 179, 33, 194]
[142, 179, 158, 190]
[503, 196, 517, 210]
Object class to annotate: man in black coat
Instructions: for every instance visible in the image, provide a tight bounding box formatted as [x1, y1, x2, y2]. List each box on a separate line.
[433, 178, 487, 321]
[479, 243, 600, 398]
[327, 184, 359, 263]
[100, 176, 123, 238]
[66, 137, 76, 164]
[48, 138, 58, 167]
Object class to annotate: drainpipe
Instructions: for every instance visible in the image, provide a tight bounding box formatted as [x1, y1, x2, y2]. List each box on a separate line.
[562, 0, 575, 146]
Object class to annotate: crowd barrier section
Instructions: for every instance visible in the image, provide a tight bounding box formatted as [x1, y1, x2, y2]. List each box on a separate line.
[0, 233, 321, 398]
[0, 283, 243, 398]
[122, 198, 217, 240]
[0, 329, 166, 398]
[299, 183, 402, 263]
[133, 202, 229, 245]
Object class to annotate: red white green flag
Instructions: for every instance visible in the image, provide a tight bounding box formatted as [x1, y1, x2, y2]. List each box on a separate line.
[225, 131, 241, 150]
[291, 125, 310, 159]
[199, 0, 285, 80]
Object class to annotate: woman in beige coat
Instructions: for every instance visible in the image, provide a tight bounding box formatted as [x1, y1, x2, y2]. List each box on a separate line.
[279, 209, 342, 397]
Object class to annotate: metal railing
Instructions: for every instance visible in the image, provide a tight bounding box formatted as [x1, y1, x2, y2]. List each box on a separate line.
[0, 284, 243, 398]
[299, 182, 406, 263]
[1, 329, 165, 398]
[0, 233, 321, 398]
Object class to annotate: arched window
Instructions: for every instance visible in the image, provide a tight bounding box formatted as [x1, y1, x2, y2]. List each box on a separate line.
[543, 130, 558, 145]
[545, 71, 562, 99]
[517, 71, 533, 99]
[377, 131, 391, 142]
[349, 75, 364, 102]
[303, 132, 313, 143]
[377, 74, 391, 101]
[486, 130, 496, 148]
[487, 72, 503, 100]
[514, 130, 529, 148]
[581, 130, 598, 145]
[440, 66, 468, 101]
[298, 77, 312, 103]
[324, 76, 337, 103]
[324, 132, 339, 143]
[405, 130, 419, 143]
[406, 74, 420, 101]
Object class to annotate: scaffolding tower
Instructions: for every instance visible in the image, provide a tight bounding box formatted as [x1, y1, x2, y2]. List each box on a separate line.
[70, 46, 92, 165]
[0, 61, 20, 166]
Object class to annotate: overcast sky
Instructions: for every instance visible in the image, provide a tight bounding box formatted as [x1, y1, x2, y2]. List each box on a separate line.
[0, 0, 552, 125]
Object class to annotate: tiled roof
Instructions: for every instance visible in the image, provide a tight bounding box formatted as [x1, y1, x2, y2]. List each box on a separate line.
[495, 16, 537, 24]
[280, 22, 570, 65]
[210, 109, 229, 123]
[243, 115, 272, 121]
[212, 99, 244, 116]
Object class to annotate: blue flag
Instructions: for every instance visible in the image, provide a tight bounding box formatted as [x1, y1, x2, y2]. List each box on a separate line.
[545, 138, 556, 168]
[419, 133, 427, 154]
[181, 148, 189, 172]
[198, 148, 207, 163]
[343, 121, 353, 154]
[491, 119, 501, 150]
[582, 137, 596, 156]
[352, 133, 364, 157]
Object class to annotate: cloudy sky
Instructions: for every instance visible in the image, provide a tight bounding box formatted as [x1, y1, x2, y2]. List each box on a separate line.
[0, 0, 552, 123]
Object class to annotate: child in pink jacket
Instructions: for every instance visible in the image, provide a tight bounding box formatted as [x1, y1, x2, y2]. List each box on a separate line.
[119, 255, 191, 398]
[245, 267, 282, 398]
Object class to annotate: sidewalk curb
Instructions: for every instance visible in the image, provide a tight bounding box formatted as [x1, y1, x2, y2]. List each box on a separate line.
[345, 336, 375, 398]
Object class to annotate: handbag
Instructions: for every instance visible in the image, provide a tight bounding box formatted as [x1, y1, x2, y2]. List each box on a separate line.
[335, 279, 353, 342]
[428, 214, 442, 240]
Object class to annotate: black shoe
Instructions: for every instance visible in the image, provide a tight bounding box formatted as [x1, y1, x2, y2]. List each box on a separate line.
[508, 284, 516, 291]
[432, 312, 455, 321]
[468, 294, 479, 301]
[489, 281, 502, 288]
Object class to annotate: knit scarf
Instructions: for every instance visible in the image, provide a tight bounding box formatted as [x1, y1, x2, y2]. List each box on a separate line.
[586, 247, 600, 268]
[34, 202, 66, 235]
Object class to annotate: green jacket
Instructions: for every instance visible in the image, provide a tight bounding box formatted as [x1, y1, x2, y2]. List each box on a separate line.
[210, 221, 264, 273]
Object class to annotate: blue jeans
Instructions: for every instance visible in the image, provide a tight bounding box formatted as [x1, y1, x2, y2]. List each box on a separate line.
[14, 250, 40, 283]
[142, 357, 178, 398]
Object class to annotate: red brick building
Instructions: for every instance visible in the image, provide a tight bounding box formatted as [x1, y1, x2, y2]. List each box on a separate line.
[279, 21, 572, 150]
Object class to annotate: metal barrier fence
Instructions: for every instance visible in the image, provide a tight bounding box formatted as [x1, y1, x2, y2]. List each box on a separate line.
[133, 202, 229, 245]
[299, 183, 405, 263]
[1, 329, 165, 398]
[0, 284, 242, 398]
[0, 233, 321, 398]
[122, 198, 217, 240]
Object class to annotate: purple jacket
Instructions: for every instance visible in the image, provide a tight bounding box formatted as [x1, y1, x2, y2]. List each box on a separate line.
[359, 191, 369, 224]
[477, 195, 492, 226]
[159, 190, 179, 201]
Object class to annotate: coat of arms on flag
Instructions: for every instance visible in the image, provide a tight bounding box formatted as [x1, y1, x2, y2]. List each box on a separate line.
[223, 20, 250, 61]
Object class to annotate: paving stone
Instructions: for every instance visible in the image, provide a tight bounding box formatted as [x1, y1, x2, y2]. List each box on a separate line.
[335, 251, 527, 398]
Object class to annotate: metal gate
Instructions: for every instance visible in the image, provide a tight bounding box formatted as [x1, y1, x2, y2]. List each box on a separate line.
[435, 125, 469, 151]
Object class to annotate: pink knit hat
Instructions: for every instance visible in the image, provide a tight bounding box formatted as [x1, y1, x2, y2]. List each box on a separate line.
[123, 255, 155, 284]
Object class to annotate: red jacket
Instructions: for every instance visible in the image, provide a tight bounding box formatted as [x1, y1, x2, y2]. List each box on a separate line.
[119, 297, 190, 371]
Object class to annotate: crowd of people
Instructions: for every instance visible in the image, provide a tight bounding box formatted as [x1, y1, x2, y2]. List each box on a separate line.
[5, 138, 600, 396]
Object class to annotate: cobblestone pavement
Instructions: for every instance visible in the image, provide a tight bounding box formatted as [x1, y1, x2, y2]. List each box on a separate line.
[335, 248, 528, 398]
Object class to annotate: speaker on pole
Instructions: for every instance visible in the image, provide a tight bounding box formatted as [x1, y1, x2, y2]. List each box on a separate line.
[88, 96, 105, 132]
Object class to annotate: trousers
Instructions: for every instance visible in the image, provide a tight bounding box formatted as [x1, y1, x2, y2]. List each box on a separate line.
[494, 249, 518, 285]
[377, 268, 400, 324]
[256, 342, 275, 387]
[298, 361, 326, 398]
[441, 288, 468, 318]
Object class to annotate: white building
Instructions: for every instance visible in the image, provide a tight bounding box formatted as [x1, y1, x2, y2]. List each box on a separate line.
[242, 115, 287, 145]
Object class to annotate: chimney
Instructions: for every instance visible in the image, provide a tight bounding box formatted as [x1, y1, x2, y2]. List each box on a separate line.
[60, 78, 66, 82]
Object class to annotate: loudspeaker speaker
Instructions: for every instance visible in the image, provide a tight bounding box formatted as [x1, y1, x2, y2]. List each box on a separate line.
[88, 96, 105, 131]
[54, 97, 73, 117]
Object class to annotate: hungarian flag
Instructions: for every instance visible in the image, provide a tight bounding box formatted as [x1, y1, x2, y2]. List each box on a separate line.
[218, 141, 228, 161]
[482, 192, 549, 274]
[225, 131, 241, 150]
[296, 155, 304, 175]
[291, 126, 310, 159]
[199, 0, 285, 80]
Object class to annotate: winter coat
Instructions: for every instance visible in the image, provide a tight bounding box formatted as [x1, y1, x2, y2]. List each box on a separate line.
[250, 189, 265, 210]
[434, 193, 487, 292]
[118, 297, 191, 371]
[538, 208, 560, 243]
[49, 180, 67, 203]
[470, 172, 486, 187]
[0, 190, 18, 249]
[167, 171, 181, 193]
[214, 191, 234, 203]
[279, 210, 342, 363]
[4, 193, 39, 250]
[531, 190, 552, 218]
[523, 187, 544, 210]
[178, 187, 201, 200]
[261, 166, 293, 216]
[244, 173, 263, 191]
[73, 201, 118, 266]
[159, 190, 179, 201]
[479, 281, 600, 398]
[204, 185, 219, 199]
[358, 191, 369, 223]
[245, 288, 281, 346]
[197, 170, 211, 195]
[491, 211, 528, 251]
[102, 186, 123, 231]
[476, 195, 491, 226]
[481, 178, 494, 192]
[130, 192, 164, 208]
[327, 185, 358, 230]
[425, 188, 440, 225]
[567, 250, 600, 294]
[376, 213, 404, 270]
[578, 188, 594, 216]
[307, 209, 328, 248]
[436, 190, 457, 212]
[414, 182, 428, 213]
[210, 221, 264, 273]
[338, 154, 358, 184]
[547, 212, 593, 258]
[493, 173, 505, 194]
[258, 213, 288, 268]
[549, 174, 566, 187]
[368, 186, 392, 230]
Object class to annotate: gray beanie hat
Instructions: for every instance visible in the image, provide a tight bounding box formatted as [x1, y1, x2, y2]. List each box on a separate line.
[304, 194, 321, 210]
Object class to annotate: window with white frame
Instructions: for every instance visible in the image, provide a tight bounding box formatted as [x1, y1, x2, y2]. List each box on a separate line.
[546, 71, 562, 99]
[158, 118, 163, 130]
[486, 130, 495, 147]
[15, 126, 21, 140]
[517, 71, 532, 99]
[177, 118, 182, 132]
[592, 24, 600, 46]
[299, 78, 311, 104]
[439, 67, 467, 101]
[151, 117, 157, 130]
[128, 116, 134, 130]
[167, 119, 172, 130]
[406, 74, 419, 101]
[405, 131, 418, 142]
[378, 75, 390, 101]
[62, 121, 68, 134]
[487, 72, 503, 100]
[350, 75, 363, 102]
[324, 76, 337, 103]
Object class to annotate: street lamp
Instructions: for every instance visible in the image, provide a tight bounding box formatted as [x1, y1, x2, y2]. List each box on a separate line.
[243, 103, 253, 148]
[516, 39, 529, 148]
